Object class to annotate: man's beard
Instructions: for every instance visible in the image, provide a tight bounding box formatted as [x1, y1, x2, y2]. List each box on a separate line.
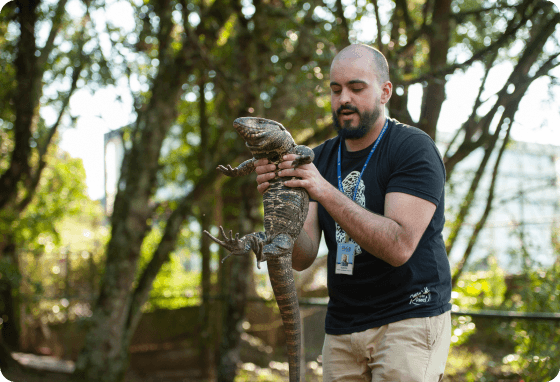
[332, 105, 381, 140]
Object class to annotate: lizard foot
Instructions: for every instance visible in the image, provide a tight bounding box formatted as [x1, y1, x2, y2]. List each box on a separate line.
[203, 226, 249, 262]
[216, 164, 237, 177]
[203, 227, 266, 266]
[292, 154, 313, 168]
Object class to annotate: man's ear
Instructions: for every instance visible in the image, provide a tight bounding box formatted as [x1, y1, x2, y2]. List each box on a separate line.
[380, 81, 393, 104]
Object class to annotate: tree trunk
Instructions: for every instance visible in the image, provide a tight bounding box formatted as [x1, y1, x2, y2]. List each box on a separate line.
[73, 114, 183, 382]
[217, 182, 256, 382]
[0, 236, 19, 350]
[73, 6, 190, 377]
[418, 0, 452, 140]
[70, 0, 242, 377]
[199, 72, 217, 380]
[0, 0, 39, 210]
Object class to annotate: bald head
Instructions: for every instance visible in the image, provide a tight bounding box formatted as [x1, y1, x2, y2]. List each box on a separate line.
[331, 44, 390, 85]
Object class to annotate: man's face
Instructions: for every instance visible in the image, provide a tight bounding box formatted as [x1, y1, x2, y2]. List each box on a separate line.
[330, 54, 383, 140]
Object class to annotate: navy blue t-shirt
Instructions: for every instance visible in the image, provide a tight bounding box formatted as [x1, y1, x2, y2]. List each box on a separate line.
[312, 118, 452, 335]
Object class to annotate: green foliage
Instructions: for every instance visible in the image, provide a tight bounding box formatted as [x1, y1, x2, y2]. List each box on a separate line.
[139, 219, 203, 311]
[145, 258, 201, 311]
[0, 256, 22, 288]
[0, 2, 17, 129]
[13, 148, 90, 252]
[447, 238, 560, 380]
[505, 260, 560, 381]
[446, 348, 493, 382]
[450, 256, 507, 345]
[235, 362, 289, 382]
[3, 141, 109, 324]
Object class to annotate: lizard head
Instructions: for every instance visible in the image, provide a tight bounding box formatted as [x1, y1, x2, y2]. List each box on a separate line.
[233, 117, 296, 160]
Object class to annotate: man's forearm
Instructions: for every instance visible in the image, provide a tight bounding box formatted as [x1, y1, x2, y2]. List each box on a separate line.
[292, 226, 319, 271]
[316, 183, 413, 267]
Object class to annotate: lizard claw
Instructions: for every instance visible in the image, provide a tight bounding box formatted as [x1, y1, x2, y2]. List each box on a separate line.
[250, 236, 265, 269]
[203, 229, 225, 247]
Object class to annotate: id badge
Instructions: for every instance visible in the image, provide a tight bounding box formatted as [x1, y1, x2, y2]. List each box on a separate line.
[336, 242, 355, 275]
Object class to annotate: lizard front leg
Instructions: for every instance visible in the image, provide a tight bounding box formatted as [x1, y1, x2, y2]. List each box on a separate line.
[216, 158, 256, 177]
[290, 145, 315, 168]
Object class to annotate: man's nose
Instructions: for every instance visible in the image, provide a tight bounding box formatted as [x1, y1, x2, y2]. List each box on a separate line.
[339, 88, 351, 105]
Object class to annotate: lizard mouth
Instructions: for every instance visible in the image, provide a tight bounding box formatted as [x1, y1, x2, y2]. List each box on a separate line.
[233, 117, 285, 143]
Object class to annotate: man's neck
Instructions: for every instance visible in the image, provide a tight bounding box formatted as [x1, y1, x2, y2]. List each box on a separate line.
[344, 116, 387, 152]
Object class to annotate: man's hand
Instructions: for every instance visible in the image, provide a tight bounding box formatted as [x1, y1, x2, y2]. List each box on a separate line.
[277, 154, 331, 201]
[255, 159, 277, 194]
[255, 155, 331, 201]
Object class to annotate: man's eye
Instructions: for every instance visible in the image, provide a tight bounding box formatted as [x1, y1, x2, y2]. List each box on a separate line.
[351, 87, 364, 92]
[331, 88, 341, 94]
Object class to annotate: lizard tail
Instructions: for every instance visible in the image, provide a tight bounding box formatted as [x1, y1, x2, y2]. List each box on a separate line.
[267, 255, 301, 382]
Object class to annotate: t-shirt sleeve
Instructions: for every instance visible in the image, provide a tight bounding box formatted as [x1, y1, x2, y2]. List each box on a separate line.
[386, 134, 445, 206]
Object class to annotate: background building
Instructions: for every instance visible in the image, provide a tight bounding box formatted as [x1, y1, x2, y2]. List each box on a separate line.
[442, 138, 560, 273]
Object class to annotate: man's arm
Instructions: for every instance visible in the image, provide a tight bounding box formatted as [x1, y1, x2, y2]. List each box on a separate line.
[317, 186, 435, 267]
[277, 155, 436, 267]
[292, 202, 320, 271]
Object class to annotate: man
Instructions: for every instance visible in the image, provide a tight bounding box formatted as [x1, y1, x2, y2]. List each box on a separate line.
[255, 43, 452, 381]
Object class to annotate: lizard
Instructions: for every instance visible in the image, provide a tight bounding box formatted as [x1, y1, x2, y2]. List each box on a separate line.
[204, 116, 314, 382]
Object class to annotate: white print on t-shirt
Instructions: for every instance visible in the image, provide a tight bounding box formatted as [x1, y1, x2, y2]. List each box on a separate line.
[410, 287, 431, 305]
[336, 171, 364, 255]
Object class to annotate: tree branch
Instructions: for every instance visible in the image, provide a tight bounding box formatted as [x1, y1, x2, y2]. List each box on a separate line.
[444, 6, 557, 256]
[17, 12, 89, 213]
[444, 50, 498, 179]
[37, 0, 71, 69]
[401, 0, 540, 86]
[452, 4, 521, 20]
[451, 110, 513, 286]
[154, 0, 174, 60]
[17, 69, 82, 212]
[124, 167, 219, 334]
[444, 7, 559, 179]
[372, 0, 383, 51]
[334, 0, 350, 47]
[445, 115, 502, 256]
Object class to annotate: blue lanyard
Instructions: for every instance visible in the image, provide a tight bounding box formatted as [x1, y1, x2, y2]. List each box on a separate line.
[337, 118, 389, 201]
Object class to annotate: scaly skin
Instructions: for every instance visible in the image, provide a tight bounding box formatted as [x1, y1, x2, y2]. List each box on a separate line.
[204, 117, 314, 381]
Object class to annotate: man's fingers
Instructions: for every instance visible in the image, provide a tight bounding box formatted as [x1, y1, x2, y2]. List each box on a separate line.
[255, 163, 276, 175]
[279, 167, 301, 177]
[283, 178, 304, 188]
[278, 157, 302, 170]
[254, 158, 269, 167]
[256, 172, 276, 183]
[282, 154, 298, 161]
[257, 182, 269, 194]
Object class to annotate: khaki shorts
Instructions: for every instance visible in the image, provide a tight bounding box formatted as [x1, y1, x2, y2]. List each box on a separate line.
[322, 311, 451, 382]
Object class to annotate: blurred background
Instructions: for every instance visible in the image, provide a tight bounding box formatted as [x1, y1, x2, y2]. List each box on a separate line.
[1, 0, 560, 381]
